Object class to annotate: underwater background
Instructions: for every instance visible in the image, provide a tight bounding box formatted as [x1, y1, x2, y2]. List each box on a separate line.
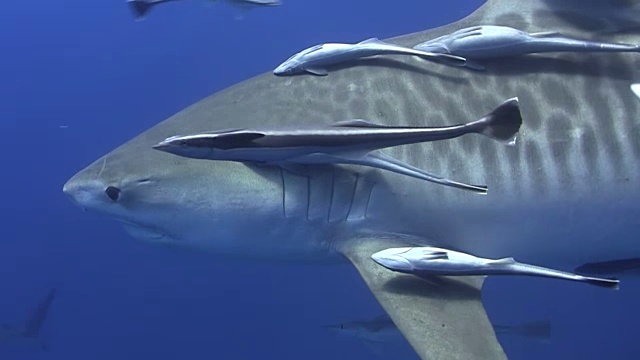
[1, 0, 639, 359]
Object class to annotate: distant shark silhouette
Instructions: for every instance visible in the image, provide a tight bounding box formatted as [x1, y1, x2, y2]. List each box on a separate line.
[0, 288, 56, 349]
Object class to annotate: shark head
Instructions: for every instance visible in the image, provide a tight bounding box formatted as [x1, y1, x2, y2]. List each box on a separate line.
[61, 140, 303, 259]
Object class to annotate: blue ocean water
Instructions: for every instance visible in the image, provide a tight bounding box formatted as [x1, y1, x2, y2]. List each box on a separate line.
[1, 0, 639, 359]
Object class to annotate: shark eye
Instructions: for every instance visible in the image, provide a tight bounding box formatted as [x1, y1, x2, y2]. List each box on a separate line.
[105, 186, 121, 202]
[340, 324, 343, 329]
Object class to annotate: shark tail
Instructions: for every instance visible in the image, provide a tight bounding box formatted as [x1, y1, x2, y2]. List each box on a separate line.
[127, 0, 152, 21]
[472, 97, 522, 145]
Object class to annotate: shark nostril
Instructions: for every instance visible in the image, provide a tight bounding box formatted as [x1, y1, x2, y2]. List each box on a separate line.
[105, 186, 121, 202]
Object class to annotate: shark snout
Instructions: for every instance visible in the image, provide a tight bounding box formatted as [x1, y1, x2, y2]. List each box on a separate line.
[62, 175, 110, 211]
[371, 248, 413, 271]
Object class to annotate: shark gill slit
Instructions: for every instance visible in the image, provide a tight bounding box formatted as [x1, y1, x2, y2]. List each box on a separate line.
[279, 168, 286, 218]
[306, 175, 311, 221]
[345, 172, 360, 221]
[363, 181, 375, 220]
[327, 169, 336, 223]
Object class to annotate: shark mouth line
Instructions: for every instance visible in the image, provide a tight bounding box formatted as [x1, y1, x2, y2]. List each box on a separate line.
[118, 219, 167, 241]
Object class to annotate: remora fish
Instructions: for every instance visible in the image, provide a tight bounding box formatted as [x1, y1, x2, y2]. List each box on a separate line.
[61, 0, 640, 359]
[273, 38, 467, 76]
[413, 25, 640, 65]
[152, 98, 522, 194]
[371, 247, 620, 289]
[126, 0, 181, 21]
[1, 288, 57, 349]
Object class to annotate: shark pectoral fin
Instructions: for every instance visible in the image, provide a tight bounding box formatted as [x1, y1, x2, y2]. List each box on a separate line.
[305, 67, 328, 76]
[336, 237, 507, 360]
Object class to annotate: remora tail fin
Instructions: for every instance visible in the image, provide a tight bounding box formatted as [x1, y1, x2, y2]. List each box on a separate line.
[336, 237, 506, 360]
[469, 97, 522, 145]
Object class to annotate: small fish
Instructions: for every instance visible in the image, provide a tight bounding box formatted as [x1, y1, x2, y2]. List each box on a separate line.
[126, 0, 181, 21]
[273, 37, 467, 76]
[153, 98, 522, 194]
[371, 246, 620, 289]
[413, 25, 640, 70]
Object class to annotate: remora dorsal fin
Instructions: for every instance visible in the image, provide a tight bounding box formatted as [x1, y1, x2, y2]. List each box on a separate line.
[358, 37, 384, 45]
[336, 237, 506, 360]
[530, 31, 561, 38]
[491, 257, 516, 265]
[331, 119, 390, 128]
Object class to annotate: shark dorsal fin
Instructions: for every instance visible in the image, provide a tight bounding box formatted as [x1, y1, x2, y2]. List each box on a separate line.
[358, 37, 384, 45]
[332, 119, 389, 128]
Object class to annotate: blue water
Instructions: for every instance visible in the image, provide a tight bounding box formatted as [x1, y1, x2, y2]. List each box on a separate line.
[1, 0, 639, 359]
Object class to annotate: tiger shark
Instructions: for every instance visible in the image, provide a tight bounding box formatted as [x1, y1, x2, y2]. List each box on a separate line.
[61, 0, 640, 359]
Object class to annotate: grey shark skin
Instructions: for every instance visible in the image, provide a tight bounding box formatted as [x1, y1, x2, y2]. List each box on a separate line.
[273, 38, 466, 76]
[62, 0, 640, 359]
[413, 25, 640, 61]
[1, 288, 56, 348]
[371, 247, 620, 289]
[152, 97, 522, 194]
[127, 0, 180, 21]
